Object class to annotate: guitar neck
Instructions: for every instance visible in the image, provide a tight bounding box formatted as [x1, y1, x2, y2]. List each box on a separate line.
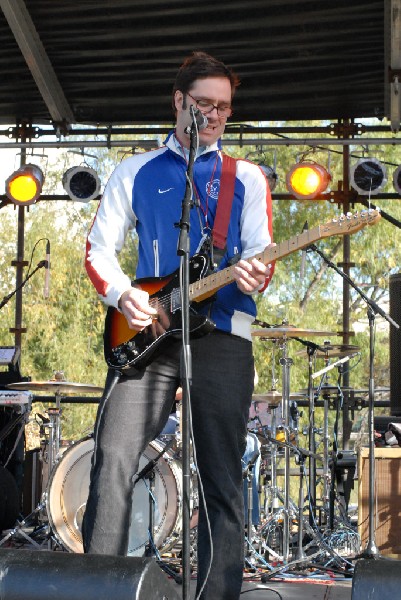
[189, 226, 320, 302]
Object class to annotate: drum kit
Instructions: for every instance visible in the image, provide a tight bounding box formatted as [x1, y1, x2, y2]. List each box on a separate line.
[245, 322, 362, 567]
[1, 323, 362, 569]
[1, 374, 192, 562]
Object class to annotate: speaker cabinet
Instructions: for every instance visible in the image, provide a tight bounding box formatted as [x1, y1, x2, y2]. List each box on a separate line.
[352, 558, 401, 600]
[358, 447, 401, 556]
[0, 550, 181, 600]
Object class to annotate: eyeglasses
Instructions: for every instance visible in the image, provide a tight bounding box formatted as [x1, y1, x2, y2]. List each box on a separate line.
[187, 92, 233, 118]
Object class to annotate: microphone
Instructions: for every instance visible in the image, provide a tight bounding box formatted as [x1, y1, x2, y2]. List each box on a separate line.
[184, 108, 208, 133]
[44, 240, 50, 298]
[194, 108, 208, 130]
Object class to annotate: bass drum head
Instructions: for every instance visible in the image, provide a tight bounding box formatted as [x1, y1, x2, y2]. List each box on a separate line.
[46, 437, 182, 555]
[46, 437, 93, 553]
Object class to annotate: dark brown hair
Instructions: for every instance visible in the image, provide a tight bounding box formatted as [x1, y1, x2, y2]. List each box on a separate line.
[172, 51, 240, 110]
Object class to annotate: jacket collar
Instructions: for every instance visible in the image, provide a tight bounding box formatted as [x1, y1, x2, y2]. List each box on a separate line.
[164, 130, 221, 160]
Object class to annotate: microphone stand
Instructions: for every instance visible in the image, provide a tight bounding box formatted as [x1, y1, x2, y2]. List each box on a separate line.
[131, 438, 182, 583]
[176, 106, 198, 599]
[0, 260, 47, 310]
[307, 243, 400, 558]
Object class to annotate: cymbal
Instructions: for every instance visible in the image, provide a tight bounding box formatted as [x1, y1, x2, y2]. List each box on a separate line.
[253, 391, 282, 406]
[251, 327, 338, 338]
[295, 344, 360, 358]
[7, 381, 104, 395]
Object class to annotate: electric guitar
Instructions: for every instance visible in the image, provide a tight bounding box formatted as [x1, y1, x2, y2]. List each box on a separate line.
[104, 209, 380, 370]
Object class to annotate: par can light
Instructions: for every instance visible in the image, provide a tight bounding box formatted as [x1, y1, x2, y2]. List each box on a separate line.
[393, 165, 401, 195]
[5, 164, 44, 206]
[62, 166, 101, 202]
[350, 158, 387, 195]
[286, 161, 331, 200]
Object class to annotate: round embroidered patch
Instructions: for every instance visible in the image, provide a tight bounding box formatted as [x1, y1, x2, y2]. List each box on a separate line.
[206, 178, 220, 200]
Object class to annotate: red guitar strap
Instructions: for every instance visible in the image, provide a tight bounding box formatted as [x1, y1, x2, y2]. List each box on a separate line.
[212, 153, 237, 254]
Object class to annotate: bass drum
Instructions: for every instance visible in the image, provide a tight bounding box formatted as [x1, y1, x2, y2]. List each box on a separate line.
[46, 436, 184, 555]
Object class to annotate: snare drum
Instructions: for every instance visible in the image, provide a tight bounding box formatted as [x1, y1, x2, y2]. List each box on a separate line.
[46, 436, 184, 555]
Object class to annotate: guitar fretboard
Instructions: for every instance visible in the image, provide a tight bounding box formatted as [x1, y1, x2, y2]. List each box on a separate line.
[189, 226, 320, 302]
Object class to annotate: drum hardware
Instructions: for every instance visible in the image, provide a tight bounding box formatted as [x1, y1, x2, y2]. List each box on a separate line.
[250, 327, 303, 562]
[131, 436, 182, 583]
[294, 448, 308, 561]
[0, 490, 52, 550]
[310, 354, 352, 530]
[243, 447, 260, 567]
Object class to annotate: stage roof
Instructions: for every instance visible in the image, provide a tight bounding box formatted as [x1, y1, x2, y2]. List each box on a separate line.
[0, 0, 391, 129]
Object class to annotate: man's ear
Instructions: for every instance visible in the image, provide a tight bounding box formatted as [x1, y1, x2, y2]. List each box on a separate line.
[174, 90, 186, 111]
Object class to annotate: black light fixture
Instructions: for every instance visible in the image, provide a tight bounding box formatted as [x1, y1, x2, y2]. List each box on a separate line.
[62, 166, 101, 202]
[393, 165, 401, 195]
[245, 150, 278, 193]
[350, 158, 387, 195]
[5, 164, 44, 206]
[258, 164, 278, 192]
[286, 161, 331, 200]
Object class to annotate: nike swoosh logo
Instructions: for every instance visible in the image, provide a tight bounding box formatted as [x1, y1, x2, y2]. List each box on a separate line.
[158, 187, 174, 194]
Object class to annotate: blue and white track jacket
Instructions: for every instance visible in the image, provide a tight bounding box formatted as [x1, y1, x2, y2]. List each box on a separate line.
[86, 131, 273, 341]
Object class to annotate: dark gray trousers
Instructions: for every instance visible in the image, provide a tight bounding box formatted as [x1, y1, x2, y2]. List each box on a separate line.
[82, 330, 254, 600]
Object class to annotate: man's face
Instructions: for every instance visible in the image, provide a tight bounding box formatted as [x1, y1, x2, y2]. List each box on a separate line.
[174, 76, 232, 148]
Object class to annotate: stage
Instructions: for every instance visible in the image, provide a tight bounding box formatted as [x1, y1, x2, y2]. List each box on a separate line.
[177, 577, 352, 599]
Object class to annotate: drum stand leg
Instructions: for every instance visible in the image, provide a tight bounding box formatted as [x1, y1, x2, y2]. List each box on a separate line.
[294, 451, 307, 561]
[0, 495, 50, 550]
[244, 453, 259, 566]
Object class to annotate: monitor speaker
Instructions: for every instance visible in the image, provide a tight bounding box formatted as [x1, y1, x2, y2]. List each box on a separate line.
[0, 549, 180, 600]
[352, 558, 401, 599]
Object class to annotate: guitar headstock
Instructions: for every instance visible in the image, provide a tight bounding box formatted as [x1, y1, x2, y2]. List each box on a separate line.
[320, 209, 381, 237]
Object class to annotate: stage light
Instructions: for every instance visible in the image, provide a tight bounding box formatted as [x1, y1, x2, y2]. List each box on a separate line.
[62, 166, 101, 202]
[286, 161, 331, 200]
[259, 164, 278, 192]
[5, 164, 44, 206]
[393, 165, 401, 195]
[350, 158, 387, 195]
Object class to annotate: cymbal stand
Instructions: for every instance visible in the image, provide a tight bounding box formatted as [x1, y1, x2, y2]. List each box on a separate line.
[314, 365, 337, 525]
[306, 345, 318, 526]
[46, 392, 62, 473]
[279, 336, 293, 562]
[294, 449, 307, 560]
[268, 406, 280, 514]
[264, 342, 280, 516]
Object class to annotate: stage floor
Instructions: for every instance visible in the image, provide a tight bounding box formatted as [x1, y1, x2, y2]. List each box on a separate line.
[172, 577, 352, 599]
